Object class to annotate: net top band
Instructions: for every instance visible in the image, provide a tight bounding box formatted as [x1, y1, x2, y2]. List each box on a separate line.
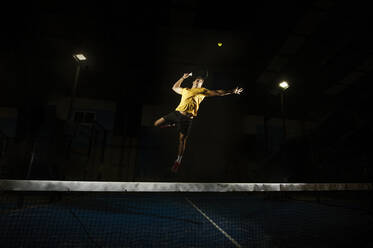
[1, 180, 372, 192]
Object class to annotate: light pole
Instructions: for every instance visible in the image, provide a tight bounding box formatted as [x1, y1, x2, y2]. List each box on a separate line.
[278, 81, 289, 139]
[68, 54, 87, 121]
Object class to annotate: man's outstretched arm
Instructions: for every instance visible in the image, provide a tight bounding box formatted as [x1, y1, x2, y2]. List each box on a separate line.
[204, 86, 244, 97]
[172, 73, 191, 94]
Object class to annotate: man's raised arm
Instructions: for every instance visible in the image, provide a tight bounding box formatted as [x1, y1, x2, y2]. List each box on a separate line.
[204, 86, 244, 97]
[172, 73, 191, 95]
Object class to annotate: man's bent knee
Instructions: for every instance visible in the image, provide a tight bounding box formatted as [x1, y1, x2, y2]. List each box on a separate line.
[154, 118, 165, 127]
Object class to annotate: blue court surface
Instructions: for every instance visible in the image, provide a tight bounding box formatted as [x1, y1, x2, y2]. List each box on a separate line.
[1, 192, 373, 248]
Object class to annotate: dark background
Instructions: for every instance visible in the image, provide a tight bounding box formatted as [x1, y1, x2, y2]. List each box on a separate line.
[0, 1, 372, 182]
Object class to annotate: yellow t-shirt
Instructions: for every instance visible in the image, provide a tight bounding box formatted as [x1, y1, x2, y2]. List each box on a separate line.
[175, 87, 208, 116]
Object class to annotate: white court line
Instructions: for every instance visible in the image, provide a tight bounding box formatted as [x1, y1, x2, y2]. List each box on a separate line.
[185, 197, 242, 248]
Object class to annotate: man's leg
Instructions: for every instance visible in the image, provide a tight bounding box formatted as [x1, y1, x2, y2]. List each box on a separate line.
[172, 132, 188, 173]
[154, 117, 166, 127]
[177, 132, 188, 158]
[154, 117, 175, 128]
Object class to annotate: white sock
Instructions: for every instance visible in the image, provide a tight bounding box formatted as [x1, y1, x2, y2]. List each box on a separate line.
[176, 155, 182, 163]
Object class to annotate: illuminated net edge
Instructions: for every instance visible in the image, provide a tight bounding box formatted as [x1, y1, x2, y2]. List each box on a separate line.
[0, 180, 372, 192]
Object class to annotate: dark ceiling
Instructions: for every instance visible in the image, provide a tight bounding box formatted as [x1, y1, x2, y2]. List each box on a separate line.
[1, 1, 372, 121]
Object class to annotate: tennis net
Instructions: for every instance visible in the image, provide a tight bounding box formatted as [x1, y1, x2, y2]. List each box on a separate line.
[1, 180, 372, 248]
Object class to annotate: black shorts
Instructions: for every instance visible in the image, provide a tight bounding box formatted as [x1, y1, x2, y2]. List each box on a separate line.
[163, 111, 193, 136]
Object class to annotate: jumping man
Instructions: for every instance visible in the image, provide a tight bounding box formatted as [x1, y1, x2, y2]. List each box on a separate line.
[154, 73, 243, 173]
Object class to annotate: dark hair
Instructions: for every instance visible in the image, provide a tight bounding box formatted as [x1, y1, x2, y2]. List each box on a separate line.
[195, 75, 205, 81]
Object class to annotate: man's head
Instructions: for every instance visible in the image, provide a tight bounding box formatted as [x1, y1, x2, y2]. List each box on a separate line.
[192, 76, 204, 88]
